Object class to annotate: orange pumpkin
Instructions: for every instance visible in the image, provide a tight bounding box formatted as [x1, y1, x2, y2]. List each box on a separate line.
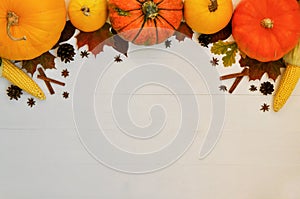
[0, 0, 66, 60]
[108, 0, 183, 45]
[68, 0, 108, 32]
[184, 0, 233, 34]
[232, 0, 300, 62]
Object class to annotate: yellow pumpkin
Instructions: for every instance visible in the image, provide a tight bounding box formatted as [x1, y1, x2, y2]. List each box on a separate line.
[184, 0, 233, 34]
[0, 0, 66, 60]
[68, 0, 108, 32]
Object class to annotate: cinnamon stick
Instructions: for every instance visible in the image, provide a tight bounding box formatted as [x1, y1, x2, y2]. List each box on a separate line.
[37, 75, 65, 86]
[220, 68, 249, 80]
[228, 68, 250, 93]
[37, 68, 55, 95]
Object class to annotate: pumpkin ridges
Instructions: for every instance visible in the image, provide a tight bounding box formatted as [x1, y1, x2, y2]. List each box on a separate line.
[158, 8, 183, 11]
[154, 17, 176, 43]
[131, 19, 147, 43]
[154, 19, 159, 44]
[109, 0, 182, 45]
[155, 0, 183, 10]
[118, 14, 144, 32]
[156, 14, 177, 30]
[109, 0, 140, 10]
[155, 0, 164, 6]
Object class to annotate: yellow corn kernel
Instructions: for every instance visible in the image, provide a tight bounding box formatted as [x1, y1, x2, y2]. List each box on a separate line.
[273, 64, 300, 112]
[0, 58, 46, 100]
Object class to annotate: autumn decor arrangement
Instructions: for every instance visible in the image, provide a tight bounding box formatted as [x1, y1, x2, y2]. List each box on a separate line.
[0, 0, 300, 112]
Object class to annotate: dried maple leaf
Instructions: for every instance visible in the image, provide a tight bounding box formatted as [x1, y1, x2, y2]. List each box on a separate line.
[53, 20, 76, 49]
[209, 21, 232, 43]
[198, 21, 232, 46]
[239, 56, 285, 81]
[76, 23, 114, 56]
[22, 52, 56, 76]
[175, 22, 194, 42]
[58, 21, 76, 43]
[112, 34, 129, 57]
[211, 41, 238, 67]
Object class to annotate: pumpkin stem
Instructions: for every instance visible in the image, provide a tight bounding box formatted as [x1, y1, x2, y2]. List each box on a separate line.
[81, 6, 90, 16]
[208, 0, 218, 12]
[142, 1, 159, 20]
[6, 11, 26, 41]
[261, 18, 274, 29]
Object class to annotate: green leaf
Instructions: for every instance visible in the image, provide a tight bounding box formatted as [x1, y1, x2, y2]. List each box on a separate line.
[223, 50, 237, 67]
[211, 41, 238, 67]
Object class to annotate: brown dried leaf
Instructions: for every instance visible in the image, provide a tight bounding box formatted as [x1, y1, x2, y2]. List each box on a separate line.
[53, 21, 76, 49]
[210, 21, 232, 43]
[75, 23, 114, 56]
[112, 34, 129, 57]
[175, 22, 194, 42]
[239, 56, 285, 81]
[22, 52, 56, 76]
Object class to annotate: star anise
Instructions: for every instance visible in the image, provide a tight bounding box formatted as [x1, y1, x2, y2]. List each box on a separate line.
[249, 85, 257, 92]
[114, 54, 123, 63]
[62, 91, 69, 99]
[61, 69, 69, 78]
[80, 50, 90, 58]
[260, 103, 270, 112]
[259, 81, 274, 95]
[210, 57, 219, 66]
[27, 98, 36, 107]
[165, 39, 172, 48]
[7, 85, 23, 100]
[219, 85, 227, 92]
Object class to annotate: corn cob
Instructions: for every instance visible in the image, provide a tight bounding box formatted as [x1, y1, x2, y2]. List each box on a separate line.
[0, 58, 46, 100]
[273, 65, 300, 111]
[273, 40, 300, 112]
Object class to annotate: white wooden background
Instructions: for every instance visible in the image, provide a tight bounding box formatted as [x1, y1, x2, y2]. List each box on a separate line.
[1, 0, 300, 198]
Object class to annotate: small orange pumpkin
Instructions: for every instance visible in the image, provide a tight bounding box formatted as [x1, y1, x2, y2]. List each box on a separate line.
[108, 0, 183, 45]
[184, 0, 233, 34]
[68, 0, 108, 32]
[0, 0, 66, 60]
[232, 0, 300, 62]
